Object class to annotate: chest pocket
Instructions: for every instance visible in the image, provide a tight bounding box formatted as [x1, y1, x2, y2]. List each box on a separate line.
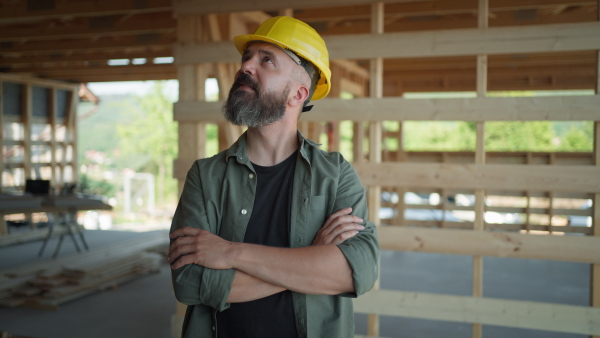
[305, 195, 331, 242]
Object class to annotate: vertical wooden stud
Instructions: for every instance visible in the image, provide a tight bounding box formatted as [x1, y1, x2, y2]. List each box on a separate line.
[591, 47, 600, 338]
[473, 1, 488, 337]
[367, 3, 384, 337]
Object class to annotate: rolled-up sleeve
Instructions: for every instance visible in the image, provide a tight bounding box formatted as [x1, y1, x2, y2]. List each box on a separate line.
[334, 161, 380, 297]
[170, 162, 235, 311]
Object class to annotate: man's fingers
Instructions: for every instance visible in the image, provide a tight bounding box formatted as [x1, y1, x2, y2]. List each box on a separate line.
[322, 207, 353, 229]
[324, 223, 363, 243]
[321, 215, 363, 237]
[168, 236, 195, 258]
[169, 226, 202, 239]
[170, 254, 193, 270]
[168, 242, 196, 264]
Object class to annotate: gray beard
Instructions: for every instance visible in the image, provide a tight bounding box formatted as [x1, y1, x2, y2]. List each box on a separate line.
[223, 80, 290, 128]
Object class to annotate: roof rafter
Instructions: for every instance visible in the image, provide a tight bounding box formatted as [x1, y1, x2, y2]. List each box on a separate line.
[0, 12, 176, 41]
[0, 0, 172, 24]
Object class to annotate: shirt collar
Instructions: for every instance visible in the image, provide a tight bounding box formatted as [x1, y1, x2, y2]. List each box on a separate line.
[225, 131, 249, 164]
[226, 130, 319, 165]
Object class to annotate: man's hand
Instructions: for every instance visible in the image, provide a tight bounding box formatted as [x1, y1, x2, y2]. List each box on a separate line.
[168, 227, 235, 270]
[312, 207, 364, 246]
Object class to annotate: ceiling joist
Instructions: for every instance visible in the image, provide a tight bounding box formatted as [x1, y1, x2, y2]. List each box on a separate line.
[0, 0, 173, 24]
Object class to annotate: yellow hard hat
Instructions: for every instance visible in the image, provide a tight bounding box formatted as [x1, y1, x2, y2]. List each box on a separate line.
[233, 16, 331, 101]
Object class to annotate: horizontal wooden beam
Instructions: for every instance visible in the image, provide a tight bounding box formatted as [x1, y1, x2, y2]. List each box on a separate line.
[293, 0, 597, 22]
[354, 289, 600, 335]
[0, 73, 77, 90]
[174, 22, 600, 64]
[43, 72, 177, 83]
[0, 33, 176, 54]
[0, 50, 173, 66]
[173, 0, 424, 15]
[0, 0, 172, 24]
[309, 7, 597, 35]
[353, 162, 600, 192]
[377, 226, 600, 263]
[8, 64, 177, 83]
[174, 95, 600, 122]
[0, 12, 176, 42]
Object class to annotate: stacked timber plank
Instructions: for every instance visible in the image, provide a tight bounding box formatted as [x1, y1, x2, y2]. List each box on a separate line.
[0, 231, 169, 309]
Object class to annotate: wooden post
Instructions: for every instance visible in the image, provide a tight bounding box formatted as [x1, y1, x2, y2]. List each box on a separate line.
[473, 1, 488, 337]
[175, 15, 209, 195]
[328, 63, 342, 152]
[279, 8, 293, 17]
[367, 3, 384, 337]
[591, 47, 600, 338]
[68, 88, 78, 185]
[49, 88, 57, 190]
[0, 80, 3, 191]
[23, 83, 32, 182]
[0, 80, 4, 235]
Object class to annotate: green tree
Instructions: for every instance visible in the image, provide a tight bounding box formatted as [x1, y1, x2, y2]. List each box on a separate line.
[559, 125, 593, 151]
[485, 121, 554, 151]
[117, 82, 178, 206]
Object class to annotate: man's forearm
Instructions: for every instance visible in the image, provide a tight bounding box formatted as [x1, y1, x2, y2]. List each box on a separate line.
[227, 270, 286, 303]
[228, 243, 354, 295]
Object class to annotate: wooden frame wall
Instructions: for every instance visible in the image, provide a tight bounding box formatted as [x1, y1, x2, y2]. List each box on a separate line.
[0, 74, 78, 233]
[172, 0, 600, 337]
[0, 74, 78, 193]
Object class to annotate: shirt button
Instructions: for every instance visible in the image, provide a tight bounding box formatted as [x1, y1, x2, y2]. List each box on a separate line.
[249, 173, 254, 179]
[241, 209, 247, 215]
[212, 326, 215, 331]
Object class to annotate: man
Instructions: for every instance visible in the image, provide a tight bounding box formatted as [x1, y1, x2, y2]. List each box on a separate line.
[168, 16, 379, 337]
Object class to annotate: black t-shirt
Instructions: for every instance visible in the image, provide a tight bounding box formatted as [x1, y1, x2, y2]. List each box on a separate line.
[216, 150, 299, 338]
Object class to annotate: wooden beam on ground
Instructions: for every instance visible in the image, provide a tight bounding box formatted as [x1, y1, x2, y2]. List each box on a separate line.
[353, 289, 600, 336]
[174, 95, 600, 122]
[174, 22, 600, 63]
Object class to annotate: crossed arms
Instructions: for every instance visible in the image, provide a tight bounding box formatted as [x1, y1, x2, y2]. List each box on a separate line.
[169, 159, 379, 310]
[168, 207, 364, 303]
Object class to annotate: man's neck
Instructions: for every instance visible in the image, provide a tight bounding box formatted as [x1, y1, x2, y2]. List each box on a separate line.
[246, 121, 299, 167]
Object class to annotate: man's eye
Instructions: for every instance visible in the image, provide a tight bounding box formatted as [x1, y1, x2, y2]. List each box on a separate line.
[263, 57, 273, 64]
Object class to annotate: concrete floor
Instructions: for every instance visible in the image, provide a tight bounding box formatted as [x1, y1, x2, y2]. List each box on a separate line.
[0, 228, 590, 338]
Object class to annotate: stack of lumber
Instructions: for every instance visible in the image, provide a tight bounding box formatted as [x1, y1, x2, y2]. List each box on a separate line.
[0, 231, 169, 309]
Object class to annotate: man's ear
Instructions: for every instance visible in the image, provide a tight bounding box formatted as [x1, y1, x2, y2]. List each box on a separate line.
[288, 84, 310, 108]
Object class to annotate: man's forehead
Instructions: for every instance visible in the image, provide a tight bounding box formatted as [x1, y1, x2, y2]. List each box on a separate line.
[244, 42, 283, 56]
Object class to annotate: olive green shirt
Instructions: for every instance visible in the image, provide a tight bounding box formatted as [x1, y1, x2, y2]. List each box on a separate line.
[170, 131, 380, 338]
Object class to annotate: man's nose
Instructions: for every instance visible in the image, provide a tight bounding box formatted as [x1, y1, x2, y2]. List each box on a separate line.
[239, 58, 256, 75]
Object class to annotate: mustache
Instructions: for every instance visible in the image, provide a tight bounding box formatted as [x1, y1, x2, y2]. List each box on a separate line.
[231, 73, 259, 92]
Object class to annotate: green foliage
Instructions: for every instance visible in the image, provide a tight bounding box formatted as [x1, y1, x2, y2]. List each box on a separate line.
[558, 124, 593, 151]
[116, 82, 178, 204]
[485, 121, 554, 152]
[77, 96, 135, 163]
[403, 121, 475, 151]
[79, 173, 116, 197]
